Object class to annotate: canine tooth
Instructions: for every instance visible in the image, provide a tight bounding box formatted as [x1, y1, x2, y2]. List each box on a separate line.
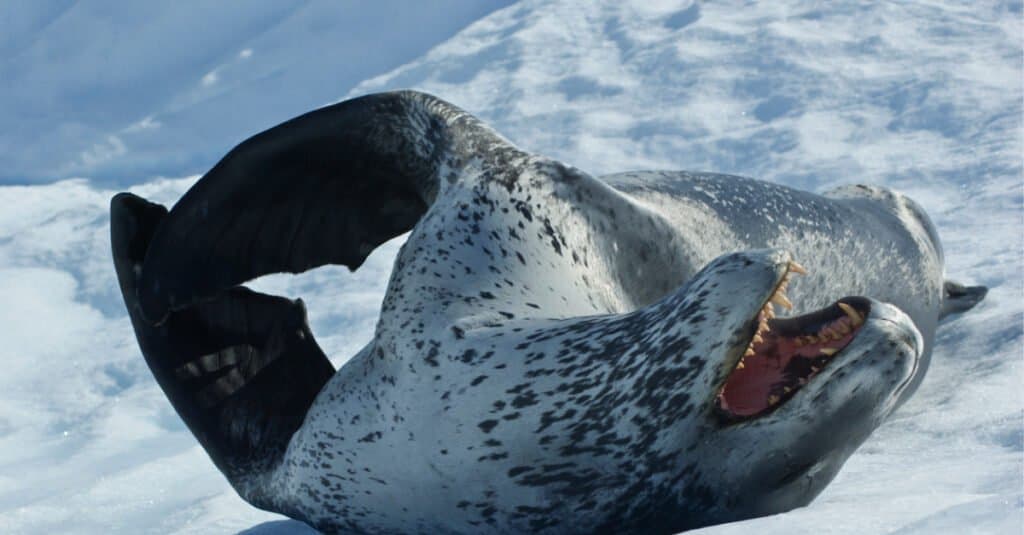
[768, 394, 780, 405]
[838, 302, 863, 325]
[820, 347, 838, 356]
[788, 261, 808, 275]
[770, 293, 793, 310]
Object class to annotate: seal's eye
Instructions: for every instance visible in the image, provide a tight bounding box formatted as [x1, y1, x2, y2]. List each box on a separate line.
[716, 263, 871, 421]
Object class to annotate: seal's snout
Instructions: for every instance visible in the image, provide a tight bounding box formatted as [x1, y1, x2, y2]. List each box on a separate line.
[870, 302, 923, 355]
[702, 243, 929, 424]
[714, 293, 924, 423]
[863, 301, 922, 392]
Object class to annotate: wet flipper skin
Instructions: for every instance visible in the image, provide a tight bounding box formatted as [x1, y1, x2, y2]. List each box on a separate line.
[110, 193, 334, 507]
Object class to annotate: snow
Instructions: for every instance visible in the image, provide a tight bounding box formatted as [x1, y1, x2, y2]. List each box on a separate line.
[0, 0, 513, 185]
[0, 1, 1020, 533]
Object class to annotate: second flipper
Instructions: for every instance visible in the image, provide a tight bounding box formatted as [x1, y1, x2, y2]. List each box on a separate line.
[111, 192, 335, 509]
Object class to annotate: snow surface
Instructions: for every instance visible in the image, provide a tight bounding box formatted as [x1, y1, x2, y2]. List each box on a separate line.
[1, 0, 1021, 533]
[0, 0, 513, 185]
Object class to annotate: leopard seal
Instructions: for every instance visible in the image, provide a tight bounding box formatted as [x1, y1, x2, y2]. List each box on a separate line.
[110, 90, 986, 533]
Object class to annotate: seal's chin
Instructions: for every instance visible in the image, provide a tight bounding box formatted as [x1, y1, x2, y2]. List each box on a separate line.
[716, 264, 872, 421]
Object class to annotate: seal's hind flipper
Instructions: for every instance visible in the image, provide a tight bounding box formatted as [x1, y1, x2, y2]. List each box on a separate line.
[940, 279, 988, 319]
[111, 193, 334, 508]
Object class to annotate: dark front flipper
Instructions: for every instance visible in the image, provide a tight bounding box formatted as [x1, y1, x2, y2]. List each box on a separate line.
[136, 90, 522, 323]
[940, 280, 988, 320]
[112, 193, 334, 509]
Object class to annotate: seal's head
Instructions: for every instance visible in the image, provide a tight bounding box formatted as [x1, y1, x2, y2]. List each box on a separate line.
[661, 249, 921, 526]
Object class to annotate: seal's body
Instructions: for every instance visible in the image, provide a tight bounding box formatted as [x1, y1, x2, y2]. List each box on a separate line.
[111, 91, 984, 534]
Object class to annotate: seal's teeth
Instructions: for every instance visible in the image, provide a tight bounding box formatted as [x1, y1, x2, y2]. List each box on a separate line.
[770, 292, 793, 310]
[768, 394, 780, 406]
[752, 334, 764, 345]
[788, 261, 808, 275]
[838, 302, 863, 326]
[736, 360, 745, 370]
[820, 347, 838, 356]
[783, 386, 792, 393]
[811, 366, 820, 373]
[744, 347, 755, 357]
[794, 338, 804, 347]
[836, 322, 852, 335]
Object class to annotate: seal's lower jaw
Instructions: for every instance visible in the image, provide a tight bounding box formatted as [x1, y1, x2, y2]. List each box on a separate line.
[715, 283, 873, 422]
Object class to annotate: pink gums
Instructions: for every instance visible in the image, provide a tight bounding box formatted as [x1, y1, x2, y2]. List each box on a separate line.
[718, 316, 860, 417]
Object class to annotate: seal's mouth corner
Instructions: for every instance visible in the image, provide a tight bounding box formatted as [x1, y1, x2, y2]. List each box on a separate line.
[715, 261, 871, 422]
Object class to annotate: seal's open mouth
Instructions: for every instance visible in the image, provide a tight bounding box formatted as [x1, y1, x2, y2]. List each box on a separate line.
[716, 262, 871, 421]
